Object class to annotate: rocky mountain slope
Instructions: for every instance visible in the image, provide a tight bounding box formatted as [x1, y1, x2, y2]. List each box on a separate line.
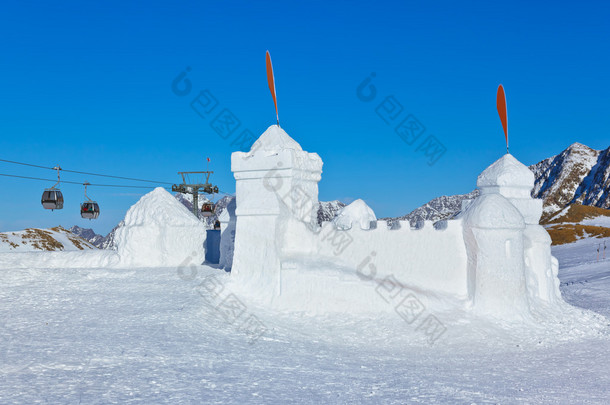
[317, 200, 346, 225]
[70, 223, 122, 250]
[68, 225, 105, 247]
[381, 190, 480, 224]
[531, 143, 610, 220]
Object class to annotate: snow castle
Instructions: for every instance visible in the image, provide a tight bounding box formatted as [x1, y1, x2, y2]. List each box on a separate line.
[228, 125, 563, 319]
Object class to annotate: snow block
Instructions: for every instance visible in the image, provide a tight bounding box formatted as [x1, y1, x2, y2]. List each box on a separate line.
[219, 197, 236, 270]
[332, 199, 377, 230]
[114, 187, 206, 267]
[231, 125, 323, 293]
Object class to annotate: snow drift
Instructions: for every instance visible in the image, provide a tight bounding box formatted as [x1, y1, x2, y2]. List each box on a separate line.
[114, 187, 207, 267]
[332, 199, 377, 230]
[0, 250, 120, 269]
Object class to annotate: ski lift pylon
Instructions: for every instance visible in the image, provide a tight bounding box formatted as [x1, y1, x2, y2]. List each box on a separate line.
[172, 166, 219, 219]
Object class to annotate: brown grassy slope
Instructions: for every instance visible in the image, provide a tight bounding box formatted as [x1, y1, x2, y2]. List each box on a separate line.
[542, 204, 610, 245]
[544, 204, 610, 225]
[50, 226, 95, 250]
[0, 226, 96, 251]
[22, 228, 64, 251]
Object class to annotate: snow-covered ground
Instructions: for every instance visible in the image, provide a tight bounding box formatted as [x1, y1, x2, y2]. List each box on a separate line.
[553, 236, 610, 319]
[581, 216, 610, 228]
[1, 241, 609, 403]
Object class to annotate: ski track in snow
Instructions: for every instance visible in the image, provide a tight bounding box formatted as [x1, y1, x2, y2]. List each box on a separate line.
[1, 246, 610, 404]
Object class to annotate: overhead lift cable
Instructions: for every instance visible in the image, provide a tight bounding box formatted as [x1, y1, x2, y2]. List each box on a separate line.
[0, 158, 173, 185]
[0, 173, 169, 189]
[0, 158, 234, 195]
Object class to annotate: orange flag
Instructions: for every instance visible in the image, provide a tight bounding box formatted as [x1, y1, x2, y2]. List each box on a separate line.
[496, 84, 508, 153]
[266, 51, 279, 125]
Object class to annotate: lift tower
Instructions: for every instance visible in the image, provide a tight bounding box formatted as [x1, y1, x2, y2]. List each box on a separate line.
[171, 171, 219, 218]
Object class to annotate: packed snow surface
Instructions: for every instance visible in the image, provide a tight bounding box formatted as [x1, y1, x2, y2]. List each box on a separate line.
[332, 199, 377, 230]
[0, 238, 609, 403]
[581, 216, 610, 228]
[0, 250, 120, 269]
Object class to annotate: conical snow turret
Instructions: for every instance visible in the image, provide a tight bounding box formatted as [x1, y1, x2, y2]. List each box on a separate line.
[477, 154, 542, 224]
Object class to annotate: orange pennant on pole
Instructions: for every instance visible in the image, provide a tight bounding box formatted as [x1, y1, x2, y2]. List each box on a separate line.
[496, 84, 508, 153]
[266, 51, 279, 126]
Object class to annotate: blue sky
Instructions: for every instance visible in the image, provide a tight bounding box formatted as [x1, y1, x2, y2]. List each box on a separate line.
[1, 1, 609, 235]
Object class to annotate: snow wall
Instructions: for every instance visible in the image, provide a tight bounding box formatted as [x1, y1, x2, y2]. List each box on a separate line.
[218, 197, 236, 269]
[230, 125, 564, 319]
[281, 217, 468, 296]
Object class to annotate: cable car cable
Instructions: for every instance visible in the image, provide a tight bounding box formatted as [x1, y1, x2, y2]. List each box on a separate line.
[0, 158, 173, 185]
[0, 173, 170, 189]
[0, 158, 234, 195]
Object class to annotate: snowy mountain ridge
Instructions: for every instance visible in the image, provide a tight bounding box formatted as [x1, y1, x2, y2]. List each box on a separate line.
[317, 200, 346, 225]
[385, 142, 610, 225]
[69, 224, 121, 250]
[69, 225, 105, 247]
[530, 142, 610, 220]
[0, 226, 96, 252]
[381, 190, 480, 224]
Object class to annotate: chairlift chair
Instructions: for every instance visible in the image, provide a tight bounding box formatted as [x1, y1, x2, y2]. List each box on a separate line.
[201, 202, 214, 217]
[200, 185, 219, 218]
[80, 182, 100, 219]
[41, 166, 64, 210]
[200, 169, 217, 218]
[80, 201, 100, 219]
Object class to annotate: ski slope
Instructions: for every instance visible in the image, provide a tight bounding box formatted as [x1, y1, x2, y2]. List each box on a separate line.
[1, 241, 609, 404]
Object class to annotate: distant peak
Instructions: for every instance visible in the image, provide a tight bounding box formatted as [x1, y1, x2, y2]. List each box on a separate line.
[566, 142, 595, 152]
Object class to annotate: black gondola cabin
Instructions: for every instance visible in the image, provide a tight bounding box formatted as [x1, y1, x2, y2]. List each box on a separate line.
[41, 189, 64, 210]
[80, 201, 100, 219]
